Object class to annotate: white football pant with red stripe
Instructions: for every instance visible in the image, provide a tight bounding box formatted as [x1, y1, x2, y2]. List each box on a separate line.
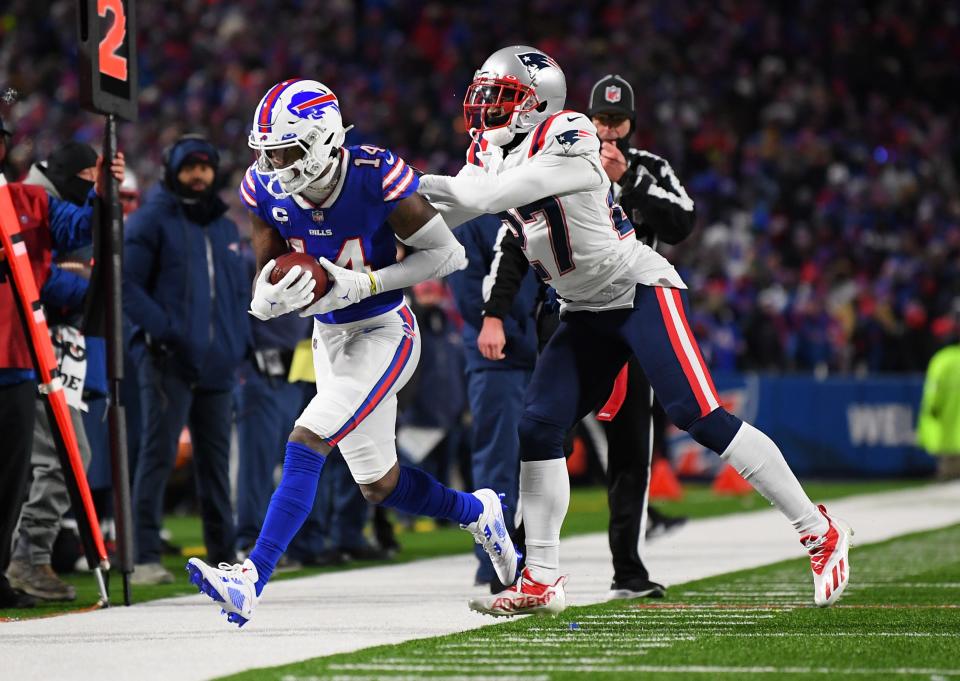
[294, 304, 420, 485]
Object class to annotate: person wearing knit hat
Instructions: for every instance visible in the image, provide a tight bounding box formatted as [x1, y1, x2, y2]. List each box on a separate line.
[24, 142, 99, 205]
[7, 141, 102, 602]
[123, 133, 247, 585]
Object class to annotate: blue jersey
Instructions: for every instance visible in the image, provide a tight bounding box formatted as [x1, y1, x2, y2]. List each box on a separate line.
[240, 144, 418, 324]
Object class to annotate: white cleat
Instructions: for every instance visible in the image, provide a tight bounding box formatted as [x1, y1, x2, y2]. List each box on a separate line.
[462, 488, 519, 586]
[469, 567, 567, 617]
[801, 504, 853, 607]
[186, 557, 259, 627]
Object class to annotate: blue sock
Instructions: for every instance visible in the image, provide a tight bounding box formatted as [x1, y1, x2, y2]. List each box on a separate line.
[380, 465, 483, 526]
[249, 441, 325, 595]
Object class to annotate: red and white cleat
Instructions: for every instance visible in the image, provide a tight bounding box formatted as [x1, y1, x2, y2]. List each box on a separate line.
[801, 504, 852, 607]
[469, 568, 567, 617]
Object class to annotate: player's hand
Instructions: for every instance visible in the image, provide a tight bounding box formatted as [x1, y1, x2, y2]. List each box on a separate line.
[298, 257, 374, 317]
[95, 152, 126, 198]
[477, 316, 507, 360]
[600, 142, 628, 183]
[249, 259, 316, 321]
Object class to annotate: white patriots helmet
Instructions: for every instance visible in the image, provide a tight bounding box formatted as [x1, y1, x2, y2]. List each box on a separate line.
[464, 45, 567, 147]
[248, 79, 346, 198]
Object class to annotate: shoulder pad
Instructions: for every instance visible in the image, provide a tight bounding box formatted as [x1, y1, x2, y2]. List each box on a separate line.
[238, 163, 260, 209]
[371, 147, 418, 202]
[528, 111, 599, 158]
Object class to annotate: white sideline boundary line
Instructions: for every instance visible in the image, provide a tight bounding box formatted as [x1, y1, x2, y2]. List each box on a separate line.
[2, 480, 960, 681]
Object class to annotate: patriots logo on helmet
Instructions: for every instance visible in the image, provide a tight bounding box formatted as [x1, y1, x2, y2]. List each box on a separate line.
[516, 52, 560, 80]
[554, 129, 593, 153]
[288, 90, 340, 120]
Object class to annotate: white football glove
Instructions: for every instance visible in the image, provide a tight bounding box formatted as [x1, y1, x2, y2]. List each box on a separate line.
[249, 259, 317, 321]
[298, 257, 375, 317]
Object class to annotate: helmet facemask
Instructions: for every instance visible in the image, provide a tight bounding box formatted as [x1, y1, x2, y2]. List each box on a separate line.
[464, 76, 541, 147]
[249, 126, 342, 199]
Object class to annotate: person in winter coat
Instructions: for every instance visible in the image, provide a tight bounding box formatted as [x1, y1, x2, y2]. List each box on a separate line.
[123, 134, 250, 584]
[0, 146, 124, 608]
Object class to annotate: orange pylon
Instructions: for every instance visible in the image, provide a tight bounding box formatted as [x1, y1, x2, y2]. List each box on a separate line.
[650, 459, 683, 500]
[712, 464, 754, 496]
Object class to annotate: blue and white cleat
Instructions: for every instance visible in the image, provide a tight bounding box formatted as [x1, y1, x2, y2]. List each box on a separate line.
[186, 557, 259, 628]
[463, 489, 520, 586]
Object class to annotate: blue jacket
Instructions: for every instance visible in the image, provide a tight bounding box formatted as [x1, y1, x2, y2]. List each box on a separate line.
[447, 214, 539, 373]
[123, 184, 250, 390]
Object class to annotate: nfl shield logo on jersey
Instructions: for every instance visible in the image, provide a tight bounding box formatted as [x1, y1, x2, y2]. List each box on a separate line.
[311, 210, 324, 223]
[605, 85, 622, 103]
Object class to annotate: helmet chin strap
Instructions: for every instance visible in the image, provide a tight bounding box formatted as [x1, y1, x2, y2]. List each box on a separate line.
[482, 126, 516, 147]
[300, 154, 341, 203]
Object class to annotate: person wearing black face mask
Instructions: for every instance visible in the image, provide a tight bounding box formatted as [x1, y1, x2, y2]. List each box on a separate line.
[123, 134, 250, 584]
[587, 74, 695, 600]
[26, 142, 100, 206]
[7, 142, 101, 602]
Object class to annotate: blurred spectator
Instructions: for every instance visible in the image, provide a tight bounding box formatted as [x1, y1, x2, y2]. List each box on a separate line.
[119, 169, 141, 216]
[0, 114, 16, 180]
[9, 1, 956, 374]
[447, 214, 538, 589]
[0, 150, 124, 608]
[395, 278, 470, 541]
[123, 135, 249, 584]
[8, 142, 99, 602]
[917, 312, 960, 479]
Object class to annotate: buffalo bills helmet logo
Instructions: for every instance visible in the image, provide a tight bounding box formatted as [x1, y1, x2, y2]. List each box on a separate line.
[554, 129, 593, 153]
[287, 91, 340, 120]
[516, 52, 560, 80]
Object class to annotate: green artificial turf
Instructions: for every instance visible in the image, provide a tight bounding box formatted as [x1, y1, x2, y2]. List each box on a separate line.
[222, 523, 960, 681]
[0, 479, 927, 622]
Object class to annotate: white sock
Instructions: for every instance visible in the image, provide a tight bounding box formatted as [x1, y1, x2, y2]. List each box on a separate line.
[520, 458, 570, 584]
[721, 422, 828, 536]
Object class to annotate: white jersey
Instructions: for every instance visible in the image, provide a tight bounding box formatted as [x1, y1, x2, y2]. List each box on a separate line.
[419, 110, 685, 312]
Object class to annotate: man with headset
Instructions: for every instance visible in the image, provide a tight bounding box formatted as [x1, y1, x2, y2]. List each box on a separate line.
[123, 134, 250, 584]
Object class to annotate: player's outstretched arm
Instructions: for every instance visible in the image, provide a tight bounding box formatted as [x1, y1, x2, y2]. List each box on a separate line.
[298, 193, 466, 317]
[419, 153, 604, 217]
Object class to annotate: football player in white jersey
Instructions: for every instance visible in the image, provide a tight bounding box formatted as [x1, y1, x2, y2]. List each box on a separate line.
[419, 46, 851, 615]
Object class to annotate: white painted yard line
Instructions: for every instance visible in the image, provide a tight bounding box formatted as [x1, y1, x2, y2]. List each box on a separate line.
[2, 480, 959, 681]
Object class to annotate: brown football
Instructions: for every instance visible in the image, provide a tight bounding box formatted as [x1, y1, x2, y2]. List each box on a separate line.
[269, 252, 330, 306]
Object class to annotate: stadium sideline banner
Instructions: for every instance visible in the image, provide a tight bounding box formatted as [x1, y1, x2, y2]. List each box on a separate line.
[667, 373, 934, 478]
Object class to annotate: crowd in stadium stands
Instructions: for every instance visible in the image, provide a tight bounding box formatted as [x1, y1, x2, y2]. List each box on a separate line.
[2, 0, 959, 378]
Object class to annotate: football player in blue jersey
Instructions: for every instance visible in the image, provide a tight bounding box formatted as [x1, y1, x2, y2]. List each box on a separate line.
[185, 79, 518, 627]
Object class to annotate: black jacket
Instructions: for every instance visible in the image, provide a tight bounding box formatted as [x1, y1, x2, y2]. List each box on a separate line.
[615, 148, 695, 247]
